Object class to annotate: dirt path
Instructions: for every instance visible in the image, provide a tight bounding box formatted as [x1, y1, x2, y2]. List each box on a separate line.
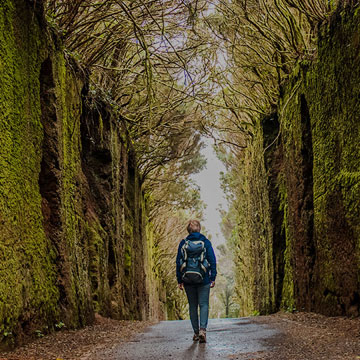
[0, 313, 359, 359]
[255, 312, 360, 360]
[0, 315, 154, 360]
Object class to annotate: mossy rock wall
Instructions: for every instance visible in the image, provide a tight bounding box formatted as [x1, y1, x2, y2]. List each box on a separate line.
[0, 0, 59, 344]
[278, 8, 360, 315]
[231, 125, 276, 316]
[0, 0, 166, 346]
[235, 6, 360, 316]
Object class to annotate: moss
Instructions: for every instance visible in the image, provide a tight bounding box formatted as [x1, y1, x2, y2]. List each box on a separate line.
[0, 0, 59, 341]
[310, 9, 360, 314]
[336, 172, 360, 226]
[98, 113, 104, 144]
[227, 117, 276, 316]
[51, 52, 94, 327]
[229, 5, 360, 317]
[278, 178, 295, 311]
[275, 5, 360, 315]
[84, 221, 110, 314]
[124, 244, 132, 272]
[0, 0, 185, 342]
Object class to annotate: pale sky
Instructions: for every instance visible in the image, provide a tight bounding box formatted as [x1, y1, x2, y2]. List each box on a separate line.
[191, 138, 228, 248]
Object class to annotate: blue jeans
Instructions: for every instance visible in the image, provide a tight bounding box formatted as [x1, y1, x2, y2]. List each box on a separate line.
[184, 283, 210, 333]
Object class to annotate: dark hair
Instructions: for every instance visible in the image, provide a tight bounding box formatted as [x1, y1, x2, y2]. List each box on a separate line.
[187, 220, 201, 234]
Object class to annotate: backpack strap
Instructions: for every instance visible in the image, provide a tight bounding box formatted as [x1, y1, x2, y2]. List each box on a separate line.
[181, 239, 188, 261]
[200, 245, 206, 262]
[179, 240, 187, 273]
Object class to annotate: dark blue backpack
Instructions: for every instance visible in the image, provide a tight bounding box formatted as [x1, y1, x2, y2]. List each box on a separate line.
[179, 239, 209, 284]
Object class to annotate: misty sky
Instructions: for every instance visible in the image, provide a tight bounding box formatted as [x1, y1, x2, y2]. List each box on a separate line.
[191, 138, 228, 248]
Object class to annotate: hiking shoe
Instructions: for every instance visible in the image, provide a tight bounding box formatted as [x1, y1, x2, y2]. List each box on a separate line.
[193, 333, 199, 341]
[199, 328, 206, 343]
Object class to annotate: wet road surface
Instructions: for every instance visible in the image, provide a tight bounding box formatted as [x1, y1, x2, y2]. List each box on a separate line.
[96, 318, 280, 359]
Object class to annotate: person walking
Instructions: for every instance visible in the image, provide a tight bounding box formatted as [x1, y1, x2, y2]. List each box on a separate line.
[176, 220, 217, 343]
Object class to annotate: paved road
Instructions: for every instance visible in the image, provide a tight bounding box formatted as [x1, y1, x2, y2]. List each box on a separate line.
[96, 318, 279, 359]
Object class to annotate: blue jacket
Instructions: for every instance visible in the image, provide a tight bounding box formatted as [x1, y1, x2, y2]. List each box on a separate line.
[176, 232, 217, 285]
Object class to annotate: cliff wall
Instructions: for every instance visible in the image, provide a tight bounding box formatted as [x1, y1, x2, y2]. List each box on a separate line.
[278, 9, 360, 315]
[0, 0, 166, 346]
[234, 7, 360, 316]
[231, 124, 276, 316]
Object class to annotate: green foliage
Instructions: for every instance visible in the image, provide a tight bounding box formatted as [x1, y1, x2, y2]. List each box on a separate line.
[199, 0, 359, 151]
[45, 0, 211, 184]
[35, 330, 44, 338]
[210, 243, 240, 319]
[285, 305, 297, 313]
[55, 321, 65, 330]
[217, 136, 276, 316]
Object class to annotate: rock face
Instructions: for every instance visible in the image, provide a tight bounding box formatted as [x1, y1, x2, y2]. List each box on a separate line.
[0, 0, 166, 346]
[234, 8, 360, 316]
[279, 11, 360, 316]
